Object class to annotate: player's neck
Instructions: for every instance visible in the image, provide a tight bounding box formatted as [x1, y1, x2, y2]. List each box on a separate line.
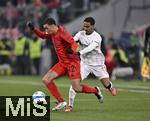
[86, 30, 94, 35]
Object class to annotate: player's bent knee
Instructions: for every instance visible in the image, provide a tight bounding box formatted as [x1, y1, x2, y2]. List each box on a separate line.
[42, 76, 53, 84]
[42, 78, 49, 84]
[72, 87, 82, 93]
[42, 71, 55, 82]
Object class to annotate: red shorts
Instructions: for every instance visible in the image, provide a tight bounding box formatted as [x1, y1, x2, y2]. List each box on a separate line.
[51, 61, 81, 80]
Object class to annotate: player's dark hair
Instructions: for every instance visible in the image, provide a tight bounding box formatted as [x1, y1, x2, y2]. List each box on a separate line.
[84, 17, 95, 25]
[44, 17, 56, 25]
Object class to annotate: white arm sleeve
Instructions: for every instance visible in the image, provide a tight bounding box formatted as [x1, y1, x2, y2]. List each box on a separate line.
[80, 42, 98, 55]
[73, 32, 80, 42]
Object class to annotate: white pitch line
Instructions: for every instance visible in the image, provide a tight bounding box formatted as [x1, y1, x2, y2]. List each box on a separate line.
[117, 88, 150, 94]
[0, 80, 44, 86]
[1, 80, 150, 89]
[0, 80, 150, 94]
[115, 84, 150, 89]
[50, 97, 150, 102]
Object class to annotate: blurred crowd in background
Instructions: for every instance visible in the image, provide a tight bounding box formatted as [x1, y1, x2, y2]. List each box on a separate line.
[0, 0, 149, 81]
[0, 0, 108, 28]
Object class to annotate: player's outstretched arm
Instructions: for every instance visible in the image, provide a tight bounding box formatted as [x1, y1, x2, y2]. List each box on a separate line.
[68, 42, 97, 56]
[79, 42, 98, 55]
[27, 21, 50, 39]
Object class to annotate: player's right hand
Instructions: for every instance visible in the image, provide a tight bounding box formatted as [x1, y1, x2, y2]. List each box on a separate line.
[67, 48, 74, 54]
[27, 21, 35, 30]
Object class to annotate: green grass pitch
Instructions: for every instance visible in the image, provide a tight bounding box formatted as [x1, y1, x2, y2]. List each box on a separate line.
[0, 76, 150, 121]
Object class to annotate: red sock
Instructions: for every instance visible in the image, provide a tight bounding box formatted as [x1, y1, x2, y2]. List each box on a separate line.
[81, 84, 98, 94]
[46, 81, 64, 102]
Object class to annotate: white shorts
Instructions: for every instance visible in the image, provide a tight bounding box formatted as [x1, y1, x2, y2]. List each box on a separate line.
[80, 61, 109, 80]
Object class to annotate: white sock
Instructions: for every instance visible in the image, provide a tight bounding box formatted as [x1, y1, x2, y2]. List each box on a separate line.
[69, 85, 77, 107]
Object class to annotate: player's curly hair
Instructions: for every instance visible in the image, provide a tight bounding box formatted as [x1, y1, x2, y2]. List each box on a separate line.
[84, 17, 95, 25]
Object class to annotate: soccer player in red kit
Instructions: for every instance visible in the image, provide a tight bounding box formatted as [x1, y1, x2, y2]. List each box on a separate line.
[27, 18, 103, 111]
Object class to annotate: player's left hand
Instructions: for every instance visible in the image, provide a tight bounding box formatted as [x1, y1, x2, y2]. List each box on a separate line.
[27, 21, 35, 30]
[67, 49, 80, 56]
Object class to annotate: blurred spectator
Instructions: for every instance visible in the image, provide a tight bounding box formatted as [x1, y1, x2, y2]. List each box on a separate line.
[31, 0, 46, 26]
[111, 44, 133, 80]
[112, 44, 129, 67]
[144, 25, 150, 58]
[0, 38, 13, 75]
[130, 32, 142, 77]
[11, 27, 21, 41]
[45, 0, 61, 8]
[2, 1, 19, 27]
[14, 34, 29, 75]
[105, 32, 116, 76]
[130, 32, 141, 47]
[17, 0, 27, 23]
[0, 0, 102, 28]
[141, 25, 150, 80]
[118, 32, 132, 50]
[0, 28, 20, 42]
[17, 0, 26, 9]
[57, 0, 72, 23]
[105, 42, 116, 76]
[29, 35, 43, 75]
[107, 32, 115, 45]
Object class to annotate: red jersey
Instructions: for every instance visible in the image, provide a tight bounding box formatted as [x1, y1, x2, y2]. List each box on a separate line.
[33, 26, 79, 64]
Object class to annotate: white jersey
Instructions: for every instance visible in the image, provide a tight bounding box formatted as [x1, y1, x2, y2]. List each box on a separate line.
[74, 30, 105, 66]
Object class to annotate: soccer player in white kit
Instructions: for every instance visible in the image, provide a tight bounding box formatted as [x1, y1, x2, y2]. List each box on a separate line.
[65, 17, 117, 112]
